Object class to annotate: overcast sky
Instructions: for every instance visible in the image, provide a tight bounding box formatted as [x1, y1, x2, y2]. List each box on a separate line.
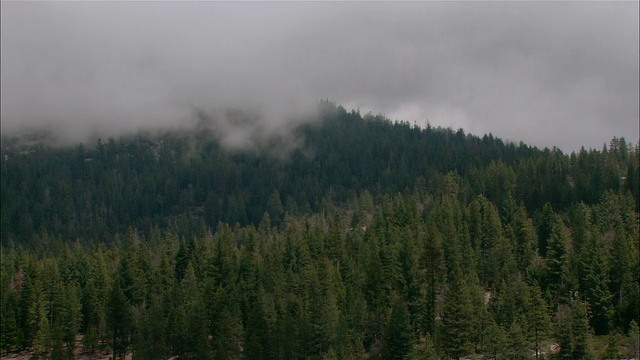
[1, 1, 638, 152]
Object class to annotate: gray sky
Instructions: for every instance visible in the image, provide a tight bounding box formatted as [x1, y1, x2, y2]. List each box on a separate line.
[1, 1, 638, 152]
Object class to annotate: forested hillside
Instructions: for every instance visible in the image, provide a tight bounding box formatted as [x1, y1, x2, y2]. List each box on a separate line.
[1, 102, 639, 359]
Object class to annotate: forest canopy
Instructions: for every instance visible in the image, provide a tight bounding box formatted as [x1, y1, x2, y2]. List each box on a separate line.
[1, 102, 638, 359]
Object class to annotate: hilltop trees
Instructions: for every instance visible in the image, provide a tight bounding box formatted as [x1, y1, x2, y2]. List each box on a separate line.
[0, 103, 638, 358]
[0, 186, 637, 359]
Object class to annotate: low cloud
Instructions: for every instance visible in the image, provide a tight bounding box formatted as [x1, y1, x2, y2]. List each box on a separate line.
[1, 2, 638, 152]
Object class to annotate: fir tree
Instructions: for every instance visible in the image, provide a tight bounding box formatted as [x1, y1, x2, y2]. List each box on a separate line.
[382, 296, 413, 360]
[442, 263, 474, 359]
[527, 283, 551, 360]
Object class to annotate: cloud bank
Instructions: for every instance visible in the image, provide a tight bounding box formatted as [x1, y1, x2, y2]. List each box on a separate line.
[1, 1, 638, 152]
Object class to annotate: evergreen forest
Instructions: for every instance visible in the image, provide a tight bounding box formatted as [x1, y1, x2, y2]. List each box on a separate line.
[1, 102, 639, 359]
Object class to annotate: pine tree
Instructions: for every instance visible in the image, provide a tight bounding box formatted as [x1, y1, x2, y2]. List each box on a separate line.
[578, 306, 597, 357]
[420, 225, 445, 336]
[544, 216, 570, 303]
[80, 278, 101, 349]
[17, 270, 36, 349]
[32, 290, 51, 359]
[509, 204, 537, 273]
[1, 304, 20, 353]
[579, 227, 613, 335]
[267, 190, 285, 228]
[527, 283, 550, 360]
[397, 227, 422, 334]
[479, 197, 515, 286]
[179, 262, 208, 359]
[382, 296, 413, 360]
[554, 298, 594, 360]
[483, 317, 506, 360]
[309, 258, 340, 357]
[442, 263, 474, 359]
[505, 320, 531, 360]
[62, 283, 82, 350]
[106, 277, 131, 360]
[208, 285, 244, 360]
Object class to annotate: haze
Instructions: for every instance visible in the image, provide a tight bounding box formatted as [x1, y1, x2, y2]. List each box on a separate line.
[1, 1, 638, 152]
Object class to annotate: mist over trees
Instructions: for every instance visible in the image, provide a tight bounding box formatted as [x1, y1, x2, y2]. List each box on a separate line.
[1, 101, 638, 359]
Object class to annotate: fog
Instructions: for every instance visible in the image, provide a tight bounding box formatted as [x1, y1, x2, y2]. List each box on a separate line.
[1, 1, 638, 152]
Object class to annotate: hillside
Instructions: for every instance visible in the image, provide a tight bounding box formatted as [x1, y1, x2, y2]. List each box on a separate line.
[2, 102, 637, 247]
[1, 102, 639, 359]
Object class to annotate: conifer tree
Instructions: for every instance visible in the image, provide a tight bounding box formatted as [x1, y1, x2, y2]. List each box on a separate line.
[538, 202, 556, 257]
[509, 204, 537, 273]
[1, 303, 20, 353]
[61, 283, 82, 354]
[527, 283, 551, 360]
[420, 225, 445, 336]
[483, 317, 506, 359]
[179, 262, 208, 359]
[580, 227, 613, 335]
[106, 277, 131, 360]
[505, 320, 531, 360]
[544, 216, 570, 303]
[554, 298, 594, 360]
[382, 296, 413, 360]
[397, 227, 422, 334]
[32, 290, 51, 359]
[442, 263, 474, 359]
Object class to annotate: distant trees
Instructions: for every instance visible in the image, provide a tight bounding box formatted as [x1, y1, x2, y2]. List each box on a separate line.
[0, 187, 638, 358]
[2, 102, 636, 248]
[0, 103, 638, 358]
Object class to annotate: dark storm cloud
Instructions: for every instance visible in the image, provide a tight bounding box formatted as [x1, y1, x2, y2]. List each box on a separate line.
[1, 1, 638, 152]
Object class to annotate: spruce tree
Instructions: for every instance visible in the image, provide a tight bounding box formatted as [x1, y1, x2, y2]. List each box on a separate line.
[580, 227, 613, 335]
[544, 216, 570, 303]
[32, 290, 51, 359]
[106, 277, 131, 360]
[382, 296, 413, 360]
[505, 320, 531, 360]
[554, 298, 594, 360]
[420, 225, 445, 336]
[442, 263, 474, 359]
[527, 283, 550, 360]
[1, 304, 20, 353]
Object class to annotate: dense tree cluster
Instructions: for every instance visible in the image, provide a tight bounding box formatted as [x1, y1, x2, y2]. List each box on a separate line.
[1, 102, 638, 358]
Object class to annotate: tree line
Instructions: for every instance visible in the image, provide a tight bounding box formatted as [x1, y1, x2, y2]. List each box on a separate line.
[1, 102, 638, 358]
[1, 102, 637, 247]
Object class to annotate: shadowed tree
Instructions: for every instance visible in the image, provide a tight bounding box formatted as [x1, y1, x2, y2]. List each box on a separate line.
[442, 263, 474, 359]
[554, 298, 594, 360]
[527, 283, 551, 360]
[107, 276, 131, 360]
[382, 296, 413, 360]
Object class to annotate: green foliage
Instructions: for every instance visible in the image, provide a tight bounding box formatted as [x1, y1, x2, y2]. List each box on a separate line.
[1, 303, 20, 353]
[600, 334, 620, 360]
[544, 216, 571, 303]
[0, 105, 637, 358]
[527, 283, 551, 359]
[630, 320, 640, 360]
[442, 263, 474, 359]
[382, 297, 413, 360]
[554, 298, 595, 360]
[505, 320, 532, 360]
[107, 277, 131, 359]
[32, 289, 51, 358]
